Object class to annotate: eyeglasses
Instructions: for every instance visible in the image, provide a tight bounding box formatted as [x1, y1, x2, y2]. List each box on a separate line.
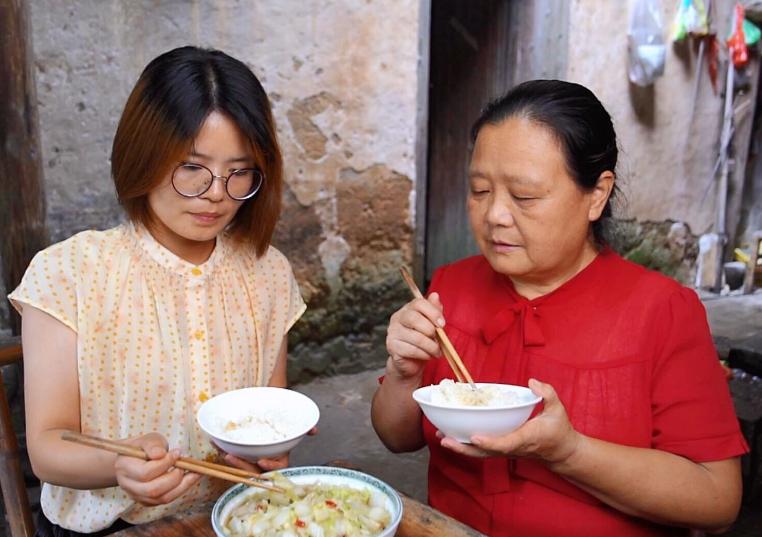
[171, 163, 264, 200]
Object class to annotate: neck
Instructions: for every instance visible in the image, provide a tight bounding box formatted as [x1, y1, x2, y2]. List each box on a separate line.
[145, 221, 216, 265]
[511, 241, 600, 300]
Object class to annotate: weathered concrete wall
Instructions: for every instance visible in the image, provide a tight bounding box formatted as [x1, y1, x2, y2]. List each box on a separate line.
[8, 0, 423, 378]
[566, 0, 735, 280]
[567, 0, 732, 233]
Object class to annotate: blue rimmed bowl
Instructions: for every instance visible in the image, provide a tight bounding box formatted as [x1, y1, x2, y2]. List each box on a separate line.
[211, 465, 404, 537]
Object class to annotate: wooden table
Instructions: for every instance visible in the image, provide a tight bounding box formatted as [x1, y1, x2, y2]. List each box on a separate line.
[113, 494, 485, 537]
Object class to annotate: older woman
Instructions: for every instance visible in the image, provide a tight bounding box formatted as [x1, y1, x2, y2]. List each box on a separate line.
[371, 80, 747, 536]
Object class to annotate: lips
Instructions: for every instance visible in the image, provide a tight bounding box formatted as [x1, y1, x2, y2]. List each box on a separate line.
[190, 212, 222, 224]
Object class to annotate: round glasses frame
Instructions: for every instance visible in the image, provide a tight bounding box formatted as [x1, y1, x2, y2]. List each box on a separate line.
[171, 163, 264, 201]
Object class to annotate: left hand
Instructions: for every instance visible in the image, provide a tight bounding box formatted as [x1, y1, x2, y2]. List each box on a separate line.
[221, 426, 318, 473]
[224, 452, 289, 473]
[439, 379, 581, 466]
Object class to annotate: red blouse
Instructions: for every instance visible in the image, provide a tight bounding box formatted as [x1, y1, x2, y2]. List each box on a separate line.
[421, 250, 748, 537]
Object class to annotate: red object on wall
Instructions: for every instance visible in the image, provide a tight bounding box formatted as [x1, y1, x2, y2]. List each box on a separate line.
[727, 3, 749, 67]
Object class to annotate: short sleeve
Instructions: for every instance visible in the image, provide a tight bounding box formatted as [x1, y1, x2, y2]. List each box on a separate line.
[284, 263, 306, 332]
[650, 287, 748, 461]
[7, 241, 79, 333]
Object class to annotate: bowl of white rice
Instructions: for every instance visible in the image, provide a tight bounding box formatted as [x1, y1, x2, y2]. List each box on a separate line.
[412, 379, 542, 443]
[197, 387, 320, 460]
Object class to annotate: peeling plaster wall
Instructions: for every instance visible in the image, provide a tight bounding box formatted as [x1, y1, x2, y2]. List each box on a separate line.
[566, 0, 734, 242]
[22, 0, 423, 378]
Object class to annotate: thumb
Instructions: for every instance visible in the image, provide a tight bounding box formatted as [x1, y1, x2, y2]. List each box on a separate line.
[528, 378, 556, 406]
[428, 292, 445, 315]
[136, 433, 169, 460]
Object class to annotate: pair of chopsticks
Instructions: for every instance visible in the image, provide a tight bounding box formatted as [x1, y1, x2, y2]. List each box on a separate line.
[399, 267, 477, 390]
[61, 431, 283, 493]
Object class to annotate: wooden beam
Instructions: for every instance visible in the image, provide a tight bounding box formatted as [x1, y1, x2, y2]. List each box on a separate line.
[0, 0, 49, 336]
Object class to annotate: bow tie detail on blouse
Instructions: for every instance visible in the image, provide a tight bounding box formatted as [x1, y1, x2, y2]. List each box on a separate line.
[482, 301, 545, 347]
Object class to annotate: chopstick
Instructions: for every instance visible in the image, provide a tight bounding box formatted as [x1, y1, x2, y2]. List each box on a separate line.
[399, 267, 477, 390]
[61, 431, 283, 493]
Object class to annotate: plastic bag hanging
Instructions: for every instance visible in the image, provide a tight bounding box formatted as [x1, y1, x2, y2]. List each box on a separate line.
[628, 0, 666, 86]
[673, 0, 709, 42]
[727, 3, 748, 67]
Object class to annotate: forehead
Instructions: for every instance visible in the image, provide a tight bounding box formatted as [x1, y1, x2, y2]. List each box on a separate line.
[191, 111, 251, 152]
[469, 116, 568, 182]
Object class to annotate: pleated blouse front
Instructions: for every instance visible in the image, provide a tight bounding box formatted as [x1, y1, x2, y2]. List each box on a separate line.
[422, 251, 747, 537]
[9, 224, 305, 532]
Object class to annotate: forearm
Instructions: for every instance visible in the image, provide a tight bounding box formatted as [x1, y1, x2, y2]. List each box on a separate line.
[550, 434, 741, 531]
[29, 428, 119, 489]
[371, 360, 425, 453]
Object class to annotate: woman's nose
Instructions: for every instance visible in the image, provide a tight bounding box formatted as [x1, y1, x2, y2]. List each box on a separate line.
[486, 195, 515, 227]
[202, 175, 227, 201]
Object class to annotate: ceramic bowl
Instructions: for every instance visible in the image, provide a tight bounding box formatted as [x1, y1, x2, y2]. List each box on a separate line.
[197, 387, 319, 460]
[211, 465, 403, 537]
[412, 382, 541, 443]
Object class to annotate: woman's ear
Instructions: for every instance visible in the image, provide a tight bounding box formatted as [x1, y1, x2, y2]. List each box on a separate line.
[588, 171, 615, 222]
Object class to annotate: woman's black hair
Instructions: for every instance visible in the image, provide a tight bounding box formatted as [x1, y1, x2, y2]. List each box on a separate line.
[470, 79, 619, 245]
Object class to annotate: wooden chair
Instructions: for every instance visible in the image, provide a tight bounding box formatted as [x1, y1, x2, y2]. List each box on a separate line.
[0, 342, 34, 537]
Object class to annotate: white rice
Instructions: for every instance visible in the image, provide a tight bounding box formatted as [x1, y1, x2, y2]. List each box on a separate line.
[212, 407, 308, 443]
[429, 379, 521, 407]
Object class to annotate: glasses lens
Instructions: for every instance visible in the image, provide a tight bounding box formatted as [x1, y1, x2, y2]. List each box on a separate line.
[227, 169, 263, 200]
[173, 164, 212, 196]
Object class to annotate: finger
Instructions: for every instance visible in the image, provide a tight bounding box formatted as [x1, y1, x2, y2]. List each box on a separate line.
[528, 378, 556, 407]
[257, 457, 288, 471]
[388, 330, 440, 359]
[154, 472, 203, 505]
[117, 450, 180, 482]
[127, 433, 170, 460]
[307, 426, 318, 436]
[439, 436, 492, 458]
[398, 306, 441, 337]
[471, 429, 525, 455]
[119, 466, 186, 501]
[224, 453, 261, 472]
[428, 292, 445, 314]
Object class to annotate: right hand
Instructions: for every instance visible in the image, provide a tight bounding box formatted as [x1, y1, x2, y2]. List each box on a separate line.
[386, 292, 445, 380]
[114, 433, 201, 506]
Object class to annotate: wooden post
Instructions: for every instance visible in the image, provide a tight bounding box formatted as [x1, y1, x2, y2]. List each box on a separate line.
[0, 0, 49, 336]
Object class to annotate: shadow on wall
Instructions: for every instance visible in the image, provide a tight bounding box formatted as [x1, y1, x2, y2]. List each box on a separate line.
[628, 82, 656, 128]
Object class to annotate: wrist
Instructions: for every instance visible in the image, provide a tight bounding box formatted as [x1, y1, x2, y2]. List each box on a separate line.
[546, 430, 586, 475]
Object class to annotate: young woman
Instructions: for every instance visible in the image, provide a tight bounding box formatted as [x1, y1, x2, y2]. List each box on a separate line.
[9, 46, 305, 536]
[372, 80, 747, 536]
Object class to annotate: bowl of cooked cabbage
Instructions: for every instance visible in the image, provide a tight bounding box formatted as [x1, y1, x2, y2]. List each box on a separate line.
[413, 379, 542, 443]
[197, 387, 320, 460]
[211, 466, 403, 537]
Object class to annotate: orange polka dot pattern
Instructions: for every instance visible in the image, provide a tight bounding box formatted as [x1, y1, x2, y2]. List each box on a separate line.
[8, 224, 306, 532]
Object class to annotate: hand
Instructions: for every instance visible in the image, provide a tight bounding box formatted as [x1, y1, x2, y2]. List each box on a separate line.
[115, 433, 201, 506]
[439, 379, 581, 466]
[224, 452, 289, 473]
[219, 427, 316, 473]
[386, 293, 445, 380]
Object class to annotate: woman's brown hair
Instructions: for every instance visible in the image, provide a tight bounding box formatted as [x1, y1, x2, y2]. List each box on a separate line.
[111, 46, 283, 256]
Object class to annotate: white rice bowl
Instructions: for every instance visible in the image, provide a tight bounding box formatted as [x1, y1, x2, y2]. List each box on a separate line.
[197, 387, 320, 460]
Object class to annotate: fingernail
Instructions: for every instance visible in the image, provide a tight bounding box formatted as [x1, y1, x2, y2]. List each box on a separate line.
[148, 447, 163, 458]
[437, 318, 445, 327]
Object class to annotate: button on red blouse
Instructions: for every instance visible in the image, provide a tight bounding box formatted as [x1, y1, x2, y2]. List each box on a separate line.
[421, 250, 748, 537]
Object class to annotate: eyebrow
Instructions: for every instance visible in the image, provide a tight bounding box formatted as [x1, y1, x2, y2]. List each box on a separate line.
[188, 150, 252, 164]
[468, 169, 537, 186]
